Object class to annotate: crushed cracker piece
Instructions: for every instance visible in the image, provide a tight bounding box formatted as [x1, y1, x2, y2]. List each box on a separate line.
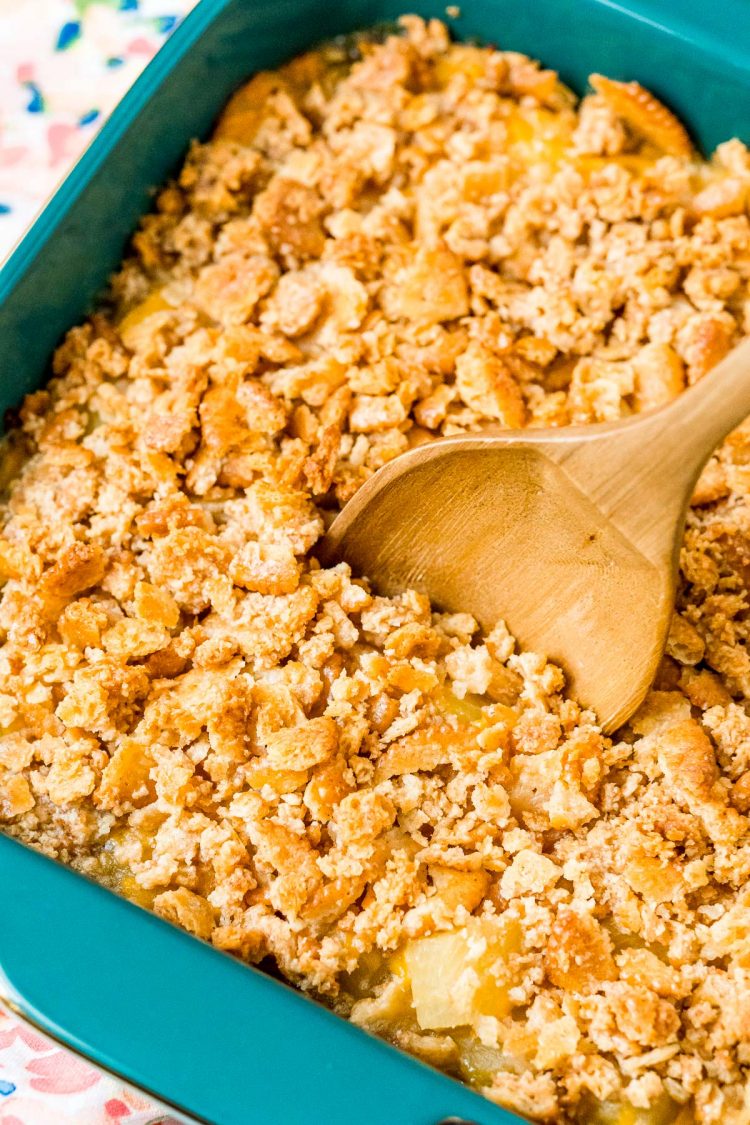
[590, 74, 694, 157]
[264, 715, 338, 770]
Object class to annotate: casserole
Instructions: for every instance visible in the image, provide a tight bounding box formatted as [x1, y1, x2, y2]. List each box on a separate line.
[1, 0, 750, 1120]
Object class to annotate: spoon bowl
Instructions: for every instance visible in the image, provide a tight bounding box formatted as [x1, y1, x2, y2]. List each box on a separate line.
[322, 339, 750, 732]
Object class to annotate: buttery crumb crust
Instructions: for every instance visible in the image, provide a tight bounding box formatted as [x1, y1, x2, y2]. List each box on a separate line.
[3, 16, 750, 1123]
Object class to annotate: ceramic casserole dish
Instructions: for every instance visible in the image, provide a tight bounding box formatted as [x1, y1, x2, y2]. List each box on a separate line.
[2, 1, 750, 1122]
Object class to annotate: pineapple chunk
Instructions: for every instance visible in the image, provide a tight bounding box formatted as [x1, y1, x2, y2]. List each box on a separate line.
[121, 874, 157, 910]
[582, 1093, 687, 1125]
[405, 930, 476, 1029]
[433, 684, 491, 726]
[95, 827, 157, 910]
[434, 45, 491, 89]
[343, 950, 395, 1001]
[118, 287, 172, 349]
[506, 106, 573, 169]
[453, 1032, 519, 1087]
[404, 914, 523, 1031]
[388, 948, 409, 981]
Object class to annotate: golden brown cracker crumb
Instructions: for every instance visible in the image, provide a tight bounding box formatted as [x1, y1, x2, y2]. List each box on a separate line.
[42, 542, 106, 600]
[544, 909, 617, 993]
[264, 715, 338, 770]
[589, 74, 694, 157]
[153, 886, 215, 940]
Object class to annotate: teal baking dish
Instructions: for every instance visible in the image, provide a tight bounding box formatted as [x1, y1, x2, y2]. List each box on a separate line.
[3, 1, 750, 1122]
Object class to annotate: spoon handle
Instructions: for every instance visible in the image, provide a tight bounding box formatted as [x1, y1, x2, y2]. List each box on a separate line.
[658, 334, 750, 470]
[593, 334, 750, 508]
[551, 336, 750, 565]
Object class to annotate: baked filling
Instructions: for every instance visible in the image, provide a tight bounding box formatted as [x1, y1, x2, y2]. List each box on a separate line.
[3, 17, 750, 1123]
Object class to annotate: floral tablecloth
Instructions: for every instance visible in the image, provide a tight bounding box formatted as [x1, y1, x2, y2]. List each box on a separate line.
[0, 1006, 185, 1125]
[1, 4, 199, 1120]
[0, 0, 196, 258]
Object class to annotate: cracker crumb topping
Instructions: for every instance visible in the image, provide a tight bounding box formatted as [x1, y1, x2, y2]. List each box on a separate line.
[3, 17, 750, 1123]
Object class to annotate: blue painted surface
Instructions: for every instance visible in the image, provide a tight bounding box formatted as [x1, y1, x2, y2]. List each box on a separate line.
[55, 20, 82, 50]
[1, 1, 750, 1121]
[153, 14, 179, 33]
[23, 81, 45, 114]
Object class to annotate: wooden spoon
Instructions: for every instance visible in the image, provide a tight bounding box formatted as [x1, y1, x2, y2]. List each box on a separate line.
[321, 338, 750, 733]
